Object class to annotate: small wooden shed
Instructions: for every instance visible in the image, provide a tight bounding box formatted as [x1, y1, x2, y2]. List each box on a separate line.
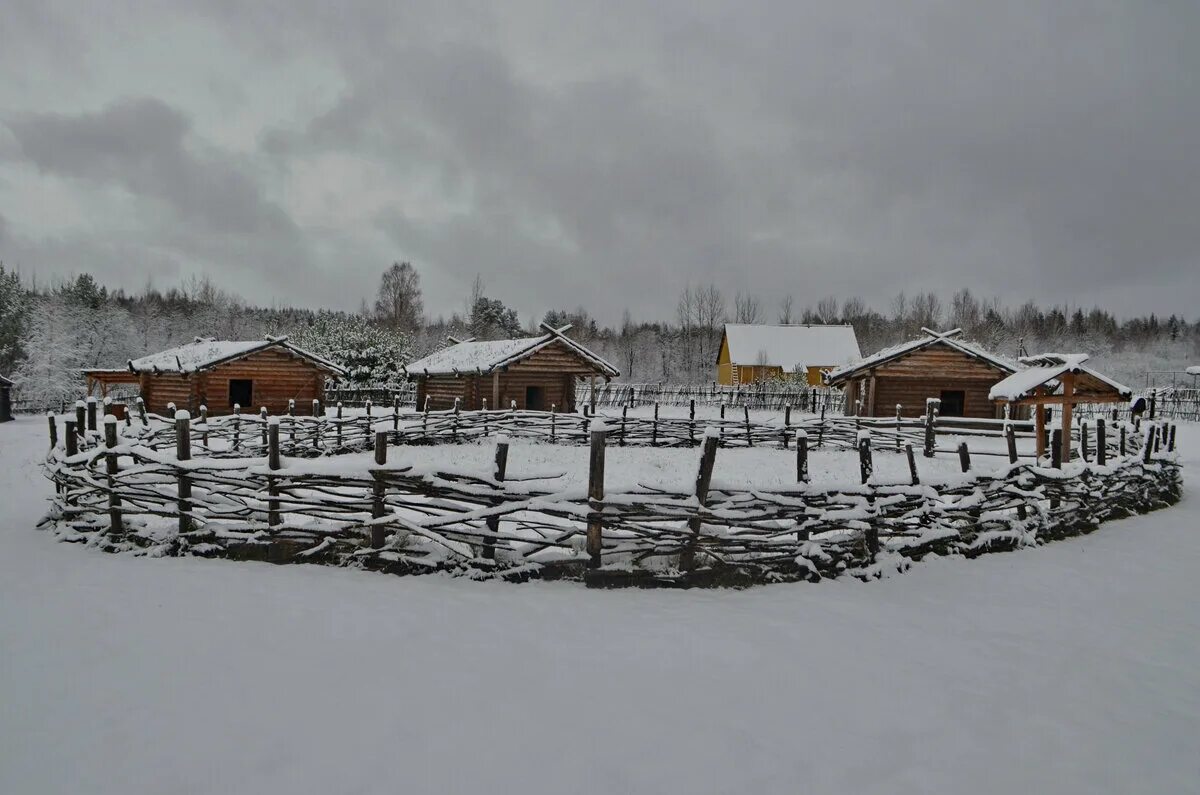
[990, 353, 1132, 459]
[406, 324, 619, 412]
[716, 324, 862, 386]
[0, 373, 13, 423]
[825, 328, 1018, 419]
[83, 336, 346, 416]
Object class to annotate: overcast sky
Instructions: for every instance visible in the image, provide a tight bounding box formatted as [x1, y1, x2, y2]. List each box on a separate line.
[2, 1, 1198, 323]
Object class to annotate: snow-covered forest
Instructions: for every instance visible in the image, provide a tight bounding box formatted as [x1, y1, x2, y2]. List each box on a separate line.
[1, 261, 1196, 409]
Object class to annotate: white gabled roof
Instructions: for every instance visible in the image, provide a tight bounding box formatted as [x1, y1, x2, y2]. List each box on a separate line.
[722, 324, 861, 370]
[406, 325, 619, 378]
[124, 336, 346, 377]
[989, 353, 1132, 401]
[825, 328, 1018, 385]
[1188, 365, 1200, 376]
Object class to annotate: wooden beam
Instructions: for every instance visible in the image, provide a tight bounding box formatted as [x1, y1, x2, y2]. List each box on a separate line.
[1034, 385, 1046, 459]
[1060, 372, 1074, 462]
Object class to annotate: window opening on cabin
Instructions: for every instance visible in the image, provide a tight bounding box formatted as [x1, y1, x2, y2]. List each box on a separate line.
[229, 379, 253, 408]
[939, 389, 966, 417]
[525, 385, 545, 411]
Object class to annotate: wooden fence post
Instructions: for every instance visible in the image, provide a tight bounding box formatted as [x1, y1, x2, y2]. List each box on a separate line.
[689, 399, 696, 446]
[1051, 429, 1063, 469]
[652, 403, 659, 447]
[682, 430, 719, 570]
[1005, 423, 1018, 464]
[484, 439, 509, 560]
[744, 406, 753, 447]
[260, 407, 269, 448]
[620, 406, 628, 447]
[371, 431, 388, 549]
[47, 413, 58, 448]
[268, 419, 282, 528]
[1167, 423, 1176, 453]
[858, 432, 873, 484]
[1120, 424, 1127, 457]
[86, 396, 98, 432]
[783, 405, 792, 449]
[176, 410, 192, 534]
[64, 421, 78, 457]
[1142, 425, 1155, 464]
[1080, 421, 1090, 463]
[452, 398, 460, 444]
[905, 443, 919, 485]
[796, 430, 809, 483]
[75, 401, 86, 438]
[137, 397, 148, 427]
[1096, 418, 1107, 466]
[1153, 423, 1162, 453]
[288, 399, 297, 444]
[550, 404, 557, 443]
[923, 398, 939, 458]
[586, 422, 607, 569]
[199, 404, 209, 449]
[104, 417, 123, 536]
[958, 441, 971, 473]
[1148, 390, 1157, 420]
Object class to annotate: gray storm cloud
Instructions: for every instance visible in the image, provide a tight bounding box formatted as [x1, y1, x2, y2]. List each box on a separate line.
[1, 0, 1197, 320]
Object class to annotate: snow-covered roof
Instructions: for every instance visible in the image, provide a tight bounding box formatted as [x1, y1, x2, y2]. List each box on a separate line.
[406, 325, 619, 378]
[722, 324, 861, 370]
[1188, 365, 1200, 376]
[826, 328, 1017, 384]
[988, 353, 1132, 402]
[120, 337, 346, 377]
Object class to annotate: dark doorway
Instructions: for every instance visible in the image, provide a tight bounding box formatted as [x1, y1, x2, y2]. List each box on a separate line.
[229, 379, 253, 408]
[939, 389, 966, 417]
[525, 385, 545, 411]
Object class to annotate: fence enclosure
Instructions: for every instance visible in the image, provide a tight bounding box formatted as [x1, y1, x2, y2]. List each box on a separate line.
[41, 399, 1183, 587]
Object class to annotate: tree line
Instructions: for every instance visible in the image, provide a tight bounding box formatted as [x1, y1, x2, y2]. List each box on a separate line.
[0, 261, 1196, 409]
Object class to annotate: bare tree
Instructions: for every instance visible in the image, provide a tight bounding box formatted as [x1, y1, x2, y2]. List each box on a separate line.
[778, 294, 795, 324]
[374, 262, 424, 332]
[734, 292, 763, 324]
[815, 296, 840, 324]
[620, 308, 637, 379]
[696, 284, 726, 374]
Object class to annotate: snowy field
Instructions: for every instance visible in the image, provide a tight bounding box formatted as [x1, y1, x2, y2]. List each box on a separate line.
[1, 415, 1198, 794]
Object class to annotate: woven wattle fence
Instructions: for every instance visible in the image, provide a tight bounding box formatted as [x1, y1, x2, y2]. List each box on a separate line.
[40, 408, 1182, 587]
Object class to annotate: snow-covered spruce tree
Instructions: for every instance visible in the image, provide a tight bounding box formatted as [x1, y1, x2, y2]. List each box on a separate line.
[284, 311, 412, 387]
[0, 263, 27, 372]
[12, 296, 88, 410]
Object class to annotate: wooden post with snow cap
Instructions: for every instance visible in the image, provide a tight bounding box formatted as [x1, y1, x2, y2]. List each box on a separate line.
[371, 431, 388, 549]
[104, 416, 123, 536]
[1080, 421, 1090, 463]
[86, 396, 98, 432]
[267, 418, 282, 528]
[260, 407, 269, 448]
[957, 441, 971, 473]
[689, 399, 696, 446]
[312, 398, 321, 418]
[586, 418, 608, 569]
[102, 396, 113, 418]
[338, 402, 345, 450]
[452, 397, 461, 444]
[1096, 419, 1107, 466]
[796, 429, 809, 483]
[75, 401, 86, 438]
[484, 438, 509, 561]
[905, 443, 919, 486]
[619, 406, 627, 447]
[199, 405, 209, 449]
[858, 431, 873, 485]
[652, 403, 659, 447]
[1143, 425, 1155, 464]
[783, 405, 791, 449]
[47, 413, 58, 449]
[134, 397, 147, 427]
[392, 396, 399, 433]
[1120, 424, 1127, 458]
[176, 410, 192, 534]
[1005, 423, 1018, 464]
[550, 404, 557, 443]
[923, 398, 939, 458]
[895, 404, 903, 451]
[744, 405, 753, 447]
[1167, 423, 1176, 453]
[64, 421, 78, 457]
[682, 428, 719, 571]
[287, 398, 296, 445]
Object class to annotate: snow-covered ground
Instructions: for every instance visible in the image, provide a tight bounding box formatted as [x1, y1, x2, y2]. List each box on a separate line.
[1, 416, 1197, 794]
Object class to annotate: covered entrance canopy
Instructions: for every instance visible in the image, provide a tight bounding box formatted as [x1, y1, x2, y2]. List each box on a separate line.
[989, 353, 1132, 460]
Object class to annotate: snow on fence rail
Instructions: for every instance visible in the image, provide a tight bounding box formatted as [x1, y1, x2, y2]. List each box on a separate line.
[40, 409, 1182, 587]
[580, 381, 846, 412]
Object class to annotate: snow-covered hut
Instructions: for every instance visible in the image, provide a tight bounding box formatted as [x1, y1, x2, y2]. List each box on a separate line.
[406, 323, 619, 412]
[825, 328, 1018, 419]
[716, 324, 862, 386]
[0, 373, 12, 423]
[82, 336, 347, 416]
[989, 353, 1132, 459]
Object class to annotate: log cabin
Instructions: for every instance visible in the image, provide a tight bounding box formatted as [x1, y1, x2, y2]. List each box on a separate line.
[825, 328, 1019, 419]
[406, 324, 619, 412]
[0, 373, 12, 423]
[82, 336, 346, 416]
[716, 324, 861, 386]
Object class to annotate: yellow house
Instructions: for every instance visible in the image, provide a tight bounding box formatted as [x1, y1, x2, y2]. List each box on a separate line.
[716, 324, 862, 386]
